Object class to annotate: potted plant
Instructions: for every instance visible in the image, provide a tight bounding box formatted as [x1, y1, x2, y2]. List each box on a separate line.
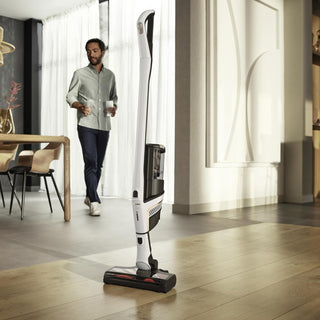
[0, 81, 22, 134]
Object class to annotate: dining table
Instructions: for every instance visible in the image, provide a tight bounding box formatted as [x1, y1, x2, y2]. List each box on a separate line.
[0, 133, 71, 221]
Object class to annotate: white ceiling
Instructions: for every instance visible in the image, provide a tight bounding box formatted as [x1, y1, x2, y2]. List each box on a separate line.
[0, 0, 93, 21]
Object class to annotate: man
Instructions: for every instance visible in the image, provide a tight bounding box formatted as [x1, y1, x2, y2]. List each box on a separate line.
[66, 38, 117, 216]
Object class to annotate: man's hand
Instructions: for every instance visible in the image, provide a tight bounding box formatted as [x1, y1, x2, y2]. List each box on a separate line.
[71, 102, 91, 116]
[80, 105, 92, 117]
[105, 107, 117, 117]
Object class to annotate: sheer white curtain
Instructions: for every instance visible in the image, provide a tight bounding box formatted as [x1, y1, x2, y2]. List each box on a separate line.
[41, 0, 175, 203]
[41, 1, 100, 194]
[103, 0, 175, 202]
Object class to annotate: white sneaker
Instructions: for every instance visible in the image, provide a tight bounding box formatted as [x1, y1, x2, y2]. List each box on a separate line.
[90, 202, 101, 216]
[84, 197, 91, 207]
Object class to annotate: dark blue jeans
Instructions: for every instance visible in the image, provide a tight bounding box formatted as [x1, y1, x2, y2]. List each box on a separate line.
[77, 125, 110, 203]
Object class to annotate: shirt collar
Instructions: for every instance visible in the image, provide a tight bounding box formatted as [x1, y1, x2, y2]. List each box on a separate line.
[88, 63, 105, 73]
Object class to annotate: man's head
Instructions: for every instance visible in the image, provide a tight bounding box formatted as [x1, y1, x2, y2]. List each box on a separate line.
[85, 38, 106, 66]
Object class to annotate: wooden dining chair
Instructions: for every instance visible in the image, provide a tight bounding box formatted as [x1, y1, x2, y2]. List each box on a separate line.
[9, 142, 64, 220]
[0, 143, 20, 208]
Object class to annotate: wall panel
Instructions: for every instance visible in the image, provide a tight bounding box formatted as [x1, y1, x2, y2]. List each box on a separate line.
[206, 0, 284, 165]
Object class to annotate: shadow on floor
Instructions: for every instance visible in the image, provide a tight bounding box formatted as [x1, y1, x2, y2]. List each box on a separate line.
[0, 192, 318, 271]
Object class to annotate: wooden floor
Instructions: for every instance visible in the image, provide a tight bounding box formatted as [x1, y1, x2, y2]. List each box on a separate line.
[1, 195, 320, 319]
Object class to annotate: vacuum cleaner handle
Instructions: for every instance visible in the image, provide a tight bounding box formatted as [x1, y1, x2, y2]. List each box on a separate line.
[137, 10, 155, 59]
[133, 10, 155, 197]
[146, 13, 154, 58]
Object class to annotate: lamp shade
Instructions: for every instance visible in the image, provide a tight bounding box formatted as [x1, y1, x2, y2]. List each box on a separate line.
[0, 26, 15, 67]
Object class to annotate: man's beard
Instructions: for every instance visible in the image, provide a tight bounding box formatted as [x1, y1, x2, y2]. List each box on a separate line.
[89, 55, 102, 65]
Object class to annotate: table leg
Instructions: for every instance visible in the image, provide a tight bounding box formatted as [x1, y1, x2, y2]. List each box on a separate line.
[64, 138, 71, 221]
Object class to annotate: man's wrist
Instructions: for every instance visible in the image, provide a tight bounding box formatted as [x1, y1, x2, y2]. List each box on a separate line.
[75, 103, 84, 110]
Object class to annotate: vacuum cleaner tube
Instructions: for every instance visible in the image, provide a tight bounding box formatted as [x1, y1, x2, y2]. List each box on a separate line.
[144, 144, 165, 201]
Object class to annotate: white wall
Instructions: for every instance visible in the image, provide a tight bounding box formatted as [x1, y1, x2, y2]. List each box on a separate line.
[174, 0, 283, 214]
[174, 0, 313, 214]
[206, 0, 284, 164]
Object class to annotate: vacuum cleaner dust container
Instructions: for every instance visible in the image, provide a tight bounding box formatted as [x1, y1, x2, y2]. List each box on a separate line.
[144, 143, 165, 230]
[144, 144, 165, 201]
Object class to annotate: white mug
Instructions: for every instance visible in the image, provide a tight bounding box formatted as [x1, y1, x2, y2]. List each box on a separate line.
[103, 100, 114, 116]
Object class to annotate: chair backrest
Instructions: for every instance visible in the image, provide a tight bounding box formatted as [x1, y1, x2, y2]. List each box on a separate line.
[30, 142, 62, 173]
[0, 143, 18, 172]
[17, 150, 34, 167]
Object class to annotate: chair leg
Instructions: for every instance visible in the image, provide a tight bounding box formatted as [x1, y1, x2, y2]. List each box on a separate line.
[6, 173, 21, 209]
[0, 178, 5, 208]
[9, 174, 17, 215]
[43, 176, 53, 213]
[50, 173, 64, 211]
[21, 171, 26, 220]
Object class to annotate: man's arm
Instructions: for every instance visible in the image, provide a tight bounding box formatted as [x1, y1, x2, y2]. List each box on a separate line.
[110, 74, 118, 109]
[66, 71, 80, 107]
[66, 71, 90, 116]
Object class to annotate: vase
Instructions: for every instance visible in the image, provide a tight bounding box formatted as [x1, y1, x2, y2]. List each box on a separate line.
[0, 109, 15, 134]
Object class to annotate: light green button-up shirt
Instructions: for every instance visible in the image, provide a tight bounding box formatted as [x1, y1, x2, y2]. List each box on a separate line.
[66, 64, 118, 131]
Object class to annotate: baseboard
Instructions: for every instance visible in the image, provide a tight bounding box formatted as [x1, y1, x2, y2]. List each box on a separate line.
[279, 193, 314, 204]
[303, 194, 314, 203]
[172, 196, 278, 215]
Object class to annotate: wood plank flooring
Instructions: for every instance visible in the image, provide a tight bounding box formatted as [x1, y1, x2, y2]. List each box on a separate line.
[1, 219, 320, 319]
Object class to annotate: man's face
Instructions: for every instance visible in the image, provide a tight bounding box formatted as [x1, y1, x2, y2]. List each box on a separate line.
[86, 42, 105, 66]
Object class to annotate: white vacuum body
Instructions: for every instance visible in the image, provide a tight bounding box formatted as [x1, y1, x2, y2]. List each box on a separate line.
[103, 10, 176, 293]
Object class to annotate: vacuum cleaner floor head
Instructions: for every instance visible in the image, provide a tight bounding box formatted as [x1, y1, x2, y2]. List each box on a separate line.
[104, 266, 176, 293]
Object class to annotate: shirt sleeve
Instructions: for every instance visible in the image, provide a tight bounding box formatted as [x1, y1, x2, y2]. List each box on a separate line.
[110, 74, 118, 108]
[66, 71, 81, 107]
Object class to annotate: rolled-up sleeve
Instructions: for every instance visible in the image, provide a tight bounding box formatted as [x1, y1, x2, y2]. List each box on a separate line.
[66, 71, 81, 107]
[110, 75, 118, 108]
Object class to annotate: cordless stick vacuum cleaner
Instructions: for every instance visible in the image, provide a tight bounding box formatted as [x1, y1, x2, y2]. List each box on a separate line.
[103, 10, 176, 293]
